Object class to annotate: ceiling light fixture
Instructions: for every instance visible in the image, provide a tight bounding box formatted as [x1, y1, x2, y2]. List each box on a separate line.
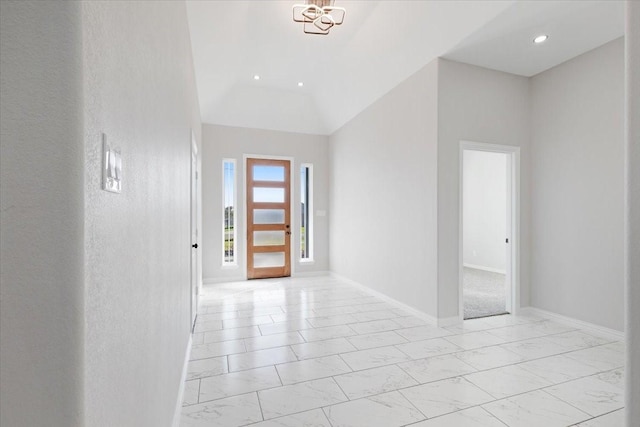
[298, 82, 304, 87]
[253, 75, 260, 80]
[533, 34, 549, 44]
[293, 0, 346, 36]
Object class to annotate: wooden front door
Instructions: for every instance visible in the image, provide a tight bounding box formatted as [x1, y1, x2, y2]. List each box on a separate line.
[246, 158, 291, 279]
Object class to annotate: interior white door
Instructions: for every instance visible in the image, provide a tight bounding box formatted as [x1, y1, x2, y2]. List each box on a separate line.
[190, 137, 198, 331]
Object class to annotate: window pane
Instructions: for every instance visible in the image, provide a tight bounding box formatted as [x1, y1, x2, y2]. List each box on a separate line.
[253, 187, 284, 203]
[254, 252, 285, 268]
[253, 165, 285, 182]
[223, 160, 236, 264]
[300, 165, 311, 260]
[254, 209, 285, 224]
[254, 231, 285, 246]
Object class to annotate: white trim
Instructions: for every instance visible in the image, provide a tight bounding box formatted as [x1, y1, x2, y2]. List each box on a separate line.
[243, 154, 296, 278]
[459, 141, 521, 321]
[300, 163, 314, 262]
[172, 333, 192, 427]
[520, 307, 625, 342]
[438, 316, 462, 327]
[330, 273, 438, 326]
[203, 276, 246, 285]
[222, 158, 238, 267]
[293, 270, 330, 278]
[463, 263, 507, 275]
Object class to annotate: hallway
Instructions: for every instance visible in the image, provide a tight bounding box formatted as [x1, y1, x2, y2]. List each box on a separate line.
[180, 276, 624, 427]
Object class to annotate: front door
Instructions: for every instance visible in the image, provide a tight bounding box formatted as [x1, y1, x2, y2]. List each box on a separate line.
[246, 158, 291, 279]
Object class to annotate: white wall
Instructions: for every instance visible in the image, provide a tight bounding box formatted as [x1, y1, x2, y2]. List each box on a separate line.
[82, 2, 202, 426]
[626, 3, 640, 424]
[530, 38, 624, 331]
[437, 59, 531, 319]
[329, 60, 439, 318]
[202, 124, 329, 282]
[463, 150, 507, 272]
[0, 2, 85, 425]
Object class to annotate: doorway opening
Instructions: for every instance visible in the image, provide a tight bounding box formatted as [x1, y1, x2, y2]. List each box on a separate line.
[190, 132, 198, 332]
[460, 142, 519, 320]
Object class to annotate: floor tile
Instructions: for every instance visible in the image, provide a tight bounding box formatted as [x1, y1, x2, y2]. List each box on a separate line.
[483, 390, 590, 427]
[306, 314, 358, 328]
[408, 406, 506, 427]
[182, 379, 200, 406]
[564, 343, 625, 372]
[199, 366, 282, 402]
[193, 319, 224, 333]
[545, 374, 624, 417]
[349, 319, 402, 334]
[228, 346, 297, 372]
[333, 364, 418, 399]
[346, 330, 408, 350]
[180, 392, 263, 426]
[244, 331, 305, 352]
[395, 325, 454, 342]
[455, 345, 525, 370]
[400, 377, 494, 418]
[259, 319, 313, 335]
[275, 355, 352, 385]
[223, 315, 273, 329]
[500, 337, 568, 360]
[324, 391, 424, 427]
[290, 337, 357, 360]
[340, 346, 411, 371]
[190, 340, 246, 361]
[443, 331, 507, 350]
[187, 356, 228, 380]
[395, 338, 462, 359]
[351, 309, 399, 322]
[237, 307, 284, 317]
[398, 354, 477, 384]
[392, 316, 431, 328]
[203, 326, 261, 344]
[247, 409, 332, 427]
[573, 409, 624, 427]
[464, 364, 552, 399]
[541, 330, 614, 352]
[299, 325, 357, 342]
[258, 378, 348, 419]
[516, 354, 599, 384]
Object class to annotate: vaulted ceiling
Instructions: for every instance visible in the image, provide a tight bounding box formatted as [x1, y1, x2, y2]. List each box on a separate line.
[186, 1, 624, 136]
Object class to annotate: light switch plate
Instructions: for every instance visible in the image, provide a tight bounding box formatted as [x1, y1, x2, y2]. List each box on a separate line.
[102, 133, 122, 193]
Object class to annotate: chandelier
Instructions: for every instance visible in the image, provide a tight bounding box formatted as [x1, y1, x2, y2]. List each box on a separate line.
[292, 0, 346, 35]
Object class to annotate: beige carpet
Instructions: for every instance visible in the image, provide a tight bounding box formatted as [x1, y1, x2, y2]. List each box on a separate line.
[463, 267, 508, 319]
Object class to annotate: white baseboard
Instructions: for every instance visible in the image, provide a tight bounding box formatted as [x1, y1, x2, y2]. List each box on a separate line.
[438, 316, 462, 327]
[463, 263, 506, 275]
[293, 270, 331, 278]
[520, 307, 625, 341]
[203, 276, 246, 284]
[330, 272, 439, 326]
[172, 333, 193, 427]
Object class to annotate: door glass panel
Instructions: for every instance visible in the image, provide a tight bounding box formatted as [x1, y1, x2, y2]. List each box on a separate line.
[253, 165, 285, 182]
[254, 252, 285, 268]
[254, 231, 285, 246]
[253, 187, 285, 203]
[254, 209, 285, 224]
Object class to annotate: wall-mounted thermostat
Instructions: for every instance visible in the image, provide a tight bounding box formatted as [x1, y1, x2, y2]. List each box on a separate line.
[102, 133, 122, 193]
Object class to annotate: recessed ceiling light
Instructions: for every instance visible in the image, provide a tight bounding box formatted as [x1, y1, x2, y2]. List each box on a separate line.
[533, 35, 549, 44]
[298, 82, 304, 87]
[253, 75, 260, 80]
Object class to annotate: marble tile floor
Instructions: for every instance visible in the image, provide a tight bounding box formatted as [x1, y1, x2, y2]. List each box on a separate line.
[180, 276, 625, 427]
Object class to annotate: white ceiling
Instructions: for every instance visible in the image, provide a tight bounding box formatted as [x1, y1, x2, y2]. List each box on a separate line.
[186, 1, 624, 136]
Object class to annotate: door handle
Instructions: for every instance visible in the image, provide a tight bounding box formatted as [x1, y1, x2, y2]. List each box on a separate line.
[286, 231, 291, 235]
[192, 243, 198, 249]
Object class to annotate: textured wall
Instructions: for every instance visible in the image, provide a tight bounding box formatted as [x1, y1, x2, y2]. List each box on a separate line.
[82, 2, 201, 426]
[625, 2, 640, 425]
[0, 2, 85, 426]
[329, 60, 439, 318]
[531, 38, 624, 331]
[202, 124, 330, 281]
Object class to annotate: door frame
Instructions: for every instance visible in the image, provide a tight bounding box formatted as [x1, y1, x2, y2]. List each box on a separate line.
[458, 141, 521, 321]
[190, 131, 199, 331]
[242, 154, 296, 279]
